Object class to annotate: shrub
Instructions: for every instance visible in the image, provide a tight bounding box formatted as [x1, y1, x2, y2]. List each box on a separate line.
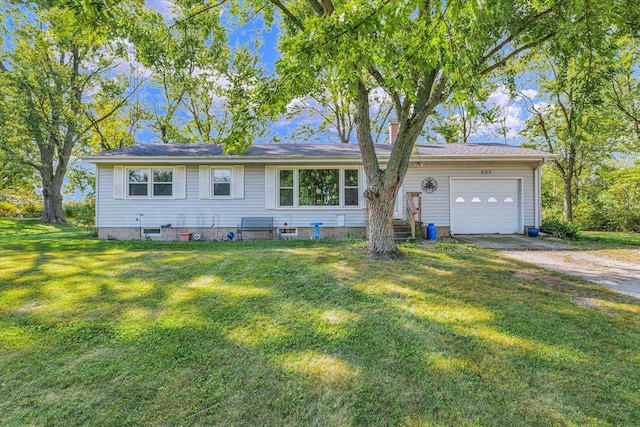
[623, 212, 640, 233]
[20, 203, 43, 218]
[73, 200, 96, 233]
[541, 219, 580, 240]
[64, 202, 83, 219]
[0, 201, 18, 217]
[575, 201, 640, 233]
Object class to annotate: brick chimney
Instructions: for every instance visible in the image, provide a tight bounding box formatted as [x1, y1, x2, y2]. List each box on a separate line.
[388, 119, 399, 145]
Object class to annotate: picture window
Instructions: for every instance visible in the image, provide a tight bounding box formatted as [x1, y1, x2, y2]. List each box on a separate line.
[276, 168, 360, 208]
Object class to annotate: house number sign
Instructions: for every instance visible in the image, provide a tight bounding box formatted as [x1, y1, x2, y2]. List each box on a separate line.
[481, 170, 492, 175]
[421, 177, 438, 193]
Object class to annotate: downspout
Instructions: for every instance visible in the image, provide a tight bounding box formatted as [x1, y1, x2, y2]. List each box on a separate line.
[95, 166, 100, 231]
[533, 159, 546, 228]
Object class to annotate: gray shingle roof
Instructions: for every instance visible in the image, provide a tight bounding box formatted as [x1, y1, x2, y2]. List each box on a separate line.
[84, 143, 553, 161]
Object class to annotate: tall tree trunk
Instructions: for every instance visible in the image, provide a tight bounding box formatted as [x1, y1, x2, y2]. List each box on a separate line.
[366, 184, 400, 259]
[354, 75, 439, 258]
[563, 142, 576, 222]
[355, 81, 402, 259]
[38, 45, 80, 224]
[563, 175, 573, 222]
[41, 175, 66, 223]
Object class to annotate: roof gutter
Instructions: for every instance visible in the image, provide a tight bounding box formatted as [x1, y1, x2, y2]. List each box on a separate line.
[82, 154, 555, 165]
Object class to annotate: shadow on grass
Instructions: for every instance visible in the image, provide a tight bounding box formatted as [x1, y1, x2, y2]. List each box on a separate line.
[1, 238, 639, 425]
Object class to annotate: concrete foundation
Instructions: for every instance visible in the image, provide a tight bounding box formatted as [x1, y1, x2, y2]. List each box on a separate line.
[97, 226, 368, 241]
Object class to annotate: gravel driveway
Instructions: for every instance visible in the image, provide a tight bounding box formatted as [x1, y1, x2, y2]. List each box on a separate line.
[504, 250, 640, 299]
[458, 235, 640, 299]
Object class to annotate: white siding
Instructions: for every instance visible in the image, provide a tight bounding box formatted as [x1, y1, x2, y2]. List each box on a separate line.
[97, 161, 538, 232]
[402, 162, 536, 229]
[97, 164, 368, 229]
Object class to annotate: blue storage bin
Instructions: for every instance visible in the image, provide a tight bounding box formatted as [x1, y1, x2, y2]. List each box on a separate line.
[427, 223, 437, 240]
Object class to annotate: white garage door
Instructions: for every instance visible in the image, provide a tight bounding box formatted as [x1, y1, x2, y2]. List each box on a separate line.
[451, 179, 521, 234]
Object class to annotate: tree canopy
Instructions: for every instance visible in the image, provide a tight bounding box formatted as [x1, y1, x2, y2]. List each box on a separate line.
[233, 0, 636, 257]
[0, 1, 137, 222]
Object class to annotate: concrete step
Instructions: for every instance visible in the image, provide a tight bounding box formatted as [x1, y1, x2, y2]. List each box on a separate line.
[394, 231, 412, 243]
[393, 219, 416, 242]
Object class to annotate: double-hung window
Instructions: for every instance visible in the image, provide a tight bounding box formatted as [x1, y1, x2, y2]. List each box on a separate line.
[212, 168, 231, 197]
[279, 169, 294, 206]
[344, 169, 359, 206]
[153, 169, 173, 196]
[127, 168, 174, 197]
[128, 169, 149, 196]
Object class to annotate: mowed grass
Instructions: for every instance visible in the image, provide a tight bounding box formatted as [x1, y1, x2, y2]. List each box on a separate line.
[1, 221, 639, 426]
[567, 231, 640, 263]
[0, 218, 87, 241]
[579, 230, 640, 246]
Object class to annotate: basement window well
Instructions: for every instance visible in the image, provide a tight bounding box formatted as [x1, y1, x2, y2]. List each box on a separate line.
[278, 227, 298, 237]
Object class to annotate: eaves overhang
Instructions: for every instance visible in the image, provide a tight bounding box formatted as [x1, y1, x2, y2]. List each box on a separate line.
[82, 153, 556, 165]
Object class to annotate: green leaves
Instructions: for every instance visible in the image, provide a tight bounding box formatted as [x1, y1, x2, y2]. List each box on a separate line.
[0, 0, 139, 221]
[131, 1, 272, 150]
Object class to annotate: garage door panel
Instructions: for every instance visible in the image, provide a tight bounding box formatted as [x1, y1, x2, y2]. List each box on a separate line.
[451, 179, 521, 234]
[498, 181, 518, 192]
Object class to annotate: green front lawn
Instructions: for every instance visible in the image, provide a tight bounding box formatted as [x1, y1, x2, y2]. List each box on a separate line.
[0, 218, 87, 241]
[1, 221, 639, 425]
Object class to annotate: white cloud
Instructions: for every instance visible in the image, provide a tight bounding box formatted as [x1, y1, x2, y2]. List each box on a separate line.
[533, 102, 550, 112]
[487, 87, 511, 107]
[285, 97, 314, 114]
[474, 86, 528, 140]
[145, 0, 173, 15]
[273, 97, 324, 128]
[519, 88, 538, 100]
[188, 68, 232, 108]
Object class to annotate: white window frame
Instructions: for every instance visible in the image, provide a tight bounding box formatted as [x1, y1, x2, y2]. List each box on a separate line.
[276, 166, 362, 209]
[277, 227, 298, 237]
[126, 167, 176, 199]
[127, 168, 149, 198]
[211, 167, 232, 199]
[142, 228, 162, 236]
[278, 168, 295, 207]
[152, 168, 174, 198]
[343, 169, 360, 207]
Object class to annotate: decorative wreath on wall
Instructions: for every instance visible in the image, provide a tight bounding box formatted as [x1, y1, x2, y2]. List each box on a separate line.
[421, 177, 438, 193]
